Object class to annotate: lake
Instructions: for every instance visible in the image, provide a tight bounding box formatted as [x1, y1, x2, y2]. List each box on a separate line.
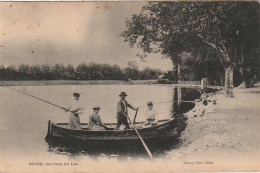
[0, 85, 204, 162]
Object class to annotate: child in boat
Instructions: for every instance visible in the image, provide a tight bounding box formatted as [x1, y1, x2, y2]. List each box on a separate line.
[88, 106, 107, 131]
[143, 101, 158, 126]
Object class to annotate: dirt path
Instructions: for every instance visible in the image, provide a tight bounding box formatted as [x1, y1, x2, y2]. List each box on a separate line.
[166, 84, 260, 171]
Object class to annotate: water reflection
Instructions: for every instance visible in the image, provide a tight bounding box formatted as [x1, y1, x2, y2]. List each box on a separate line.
[46, 86, 218, 159]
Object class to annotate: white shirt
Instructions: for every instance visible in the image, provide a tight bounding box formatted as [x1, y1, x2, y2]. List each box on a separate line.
[145, 108, 158, 120]
[67, 99, 84, 115]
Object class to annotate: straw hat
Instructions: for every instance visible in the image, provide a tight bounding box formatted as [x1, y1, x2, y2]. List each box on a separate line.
[92, 106, 101, 110]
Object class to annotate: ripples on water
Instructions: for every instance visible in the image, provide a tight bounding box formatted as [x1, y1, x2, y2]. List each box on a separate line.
[0, 85, 217, 161]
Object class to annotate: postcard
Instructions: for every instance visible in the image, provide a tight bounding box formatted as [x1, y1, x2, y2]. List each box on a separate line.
[0, 1, 259, 172]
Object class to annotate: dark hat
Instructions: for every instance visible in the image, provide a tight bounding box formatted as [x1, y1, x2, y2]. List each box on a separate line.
[73, 92, 81, 97]
[119, 92, 127, 97]
[147, 101, 153, 105]
[93, 106, 101, 109]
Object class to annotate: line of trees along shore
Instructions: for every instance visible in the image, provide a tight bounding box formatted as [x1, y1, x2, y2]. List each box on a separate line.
[0, 62, 163, 81]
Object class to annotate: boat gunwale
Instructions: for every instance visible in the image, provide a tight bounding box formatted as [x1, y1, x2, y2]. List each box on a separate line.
[51, 118, 174, 133]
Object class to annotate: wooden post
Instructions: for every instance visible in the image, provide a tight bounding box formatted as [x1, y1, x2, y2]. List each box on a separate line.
[47, 120, 51, 136]
[45, 120, 52, 141]
[225, 67, 234, 97]
[201, 78, 209, 90]
[173, 86, 179, 114]
[177, 86, 182, 106]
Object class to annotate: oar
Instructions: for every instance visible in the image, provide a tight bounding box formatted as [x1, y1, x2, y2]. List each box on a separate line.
[0, 83, 73, 113]
[133, 107, 139, 123]
[127, 111, 153, 159]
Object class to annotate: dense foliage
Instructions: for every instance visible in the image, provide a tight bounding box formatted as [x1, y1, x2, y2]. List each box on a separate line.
[121, 1, 259, 86]
[0, 63, 162, 81]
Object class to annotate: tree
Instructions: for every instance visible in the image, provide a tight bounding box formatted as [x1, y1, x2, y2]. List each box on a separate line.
[18, 64, 30, 80]
[76, 63, 89, 80]
[30, 65, 42, 80]
[111, 64, 124, 80]
[41, 64, 52, 80]
[121, 2, 260, 87]
[65, 64, 76, 80]
[52, 64, 66, 80]
[125, 61, 139, 80]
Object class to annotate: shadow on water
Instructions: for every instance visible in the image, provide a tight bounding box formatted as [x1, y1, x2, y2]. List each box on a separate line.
[46, 87, 218, 159]
[46, 136, 182, 160]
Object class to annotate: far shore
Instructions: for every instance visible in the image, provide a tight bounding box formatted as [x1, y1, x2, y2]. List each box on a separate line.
[0, 79, 157, 86]
[0, 80, 223, 90]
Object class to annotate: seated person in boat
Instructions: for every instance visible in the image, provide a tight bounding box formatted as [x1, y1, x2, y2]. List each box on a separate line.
[88, 106, 107, 131]
[143, 101, 158, 126]
[62, 92, 84, 130]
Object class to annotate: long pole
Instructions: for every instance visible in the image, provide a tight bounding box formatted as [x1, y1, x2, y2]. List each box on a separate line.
[0, 83, 72, 113]
[134, 128, 153, 159]
[128, 111, 153, 159]
[133, 108, 139, 123]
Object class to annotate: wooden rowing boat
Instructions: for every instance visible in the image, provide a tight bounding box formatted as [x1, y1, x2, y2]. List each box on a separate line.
[46, 118, 177, 145]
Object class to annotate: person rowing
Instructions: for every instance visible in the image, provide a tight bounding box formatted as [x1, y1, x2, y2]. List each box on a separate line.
[88, 106, 107, 130]
[115, 92, 138, 130]
[62, 92, 84, 130]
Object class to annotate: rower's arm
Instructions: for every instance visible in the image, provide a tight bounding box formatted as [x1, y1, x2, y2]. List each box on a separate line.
[127, 102, 137, 110]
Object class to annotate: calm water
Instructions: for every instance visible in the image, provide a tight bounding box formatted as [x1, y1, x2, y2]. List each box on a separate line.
[0, 85, 204, 161]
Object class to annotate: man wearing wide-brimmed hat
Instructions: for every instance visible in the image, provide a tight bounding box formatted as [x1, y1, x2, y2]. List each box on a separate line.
[63, 92, 84, 130]
[115, 92, 138, 130]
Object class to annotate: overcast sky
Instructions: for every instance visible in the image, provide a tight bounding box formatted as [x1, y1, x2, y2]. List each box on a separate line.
[0, 2, 173, 71]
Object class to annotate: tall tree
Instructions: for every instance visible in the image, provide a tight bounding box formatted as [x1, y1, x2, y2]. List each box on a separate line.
[121, 1, 259, 87]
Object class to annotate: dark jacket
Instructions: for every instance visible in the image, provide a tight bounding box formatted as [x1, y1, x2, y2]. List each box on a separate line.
[117, 99, 135, 118]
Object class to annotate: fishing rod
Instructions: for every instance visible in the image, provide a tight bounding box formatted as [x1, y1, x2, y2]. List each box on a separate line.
[0, 82, 73, 113]
[153, 100, 195, 104]
[137, 100, 195, 108]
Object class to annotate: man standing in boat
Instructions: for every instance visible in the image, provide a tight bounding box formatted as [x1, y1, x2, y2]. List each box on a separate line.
[63, 92, 84, 130]
[115, 92, 138, 130]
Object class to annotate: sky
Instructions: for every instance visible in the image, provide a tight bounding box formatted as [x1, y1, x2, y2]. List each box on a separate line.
[0, 2, 173, 71]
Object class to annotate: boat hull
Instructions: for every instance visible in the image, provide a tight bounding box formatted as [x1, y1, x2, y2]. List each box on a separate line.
[46, 119, 177, 147]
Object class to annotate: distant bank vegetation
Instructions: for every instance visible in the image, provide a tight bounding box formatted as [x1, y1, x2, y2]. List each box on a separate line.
[0, 62, 163, 81]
